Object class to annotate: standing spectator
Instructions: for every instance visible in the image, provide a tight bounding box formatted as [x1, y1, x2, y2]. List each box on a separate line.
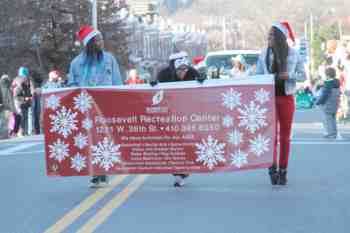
[156, 51, 204, 187]
[0, 74, 15, 112]
[342, 54, 350, 120]
[30, 71, 44, 135]
[256, 21, 306, 185]
[12, 67, 32, 136]
[68, 25, 123, 188]
[315, 67, 341, 139]
[0, 74, 16, 137]
[124, 69, 145, 85]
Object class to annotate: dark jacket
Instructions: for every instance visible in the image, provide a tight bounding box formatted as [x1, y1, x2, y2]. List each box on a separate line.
[315, 78, 340, 114]
[13, 77, 32, 113]
[157, 66, 200, 83]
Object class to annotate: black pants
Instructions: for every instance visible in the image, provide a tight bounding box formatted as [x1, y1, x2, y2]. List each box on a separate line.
[12, 113, 21, 135]
[31, 95, 41, 134]
[19, 105, 30, 135]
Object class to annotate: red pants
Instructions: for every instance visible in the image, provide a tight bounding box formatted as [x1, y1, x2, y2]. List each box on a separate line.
[273, 95, 295, 169]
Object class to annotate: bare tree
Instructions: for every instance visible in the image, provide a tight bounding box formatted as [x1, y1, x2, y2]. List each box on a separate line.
[163, 0, 350, 51]
[0, 0, 129, 81]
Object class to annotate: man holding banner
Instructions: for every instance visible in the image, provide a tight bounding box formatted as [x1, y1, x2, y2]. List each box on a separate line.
[68, 25, 123, 187]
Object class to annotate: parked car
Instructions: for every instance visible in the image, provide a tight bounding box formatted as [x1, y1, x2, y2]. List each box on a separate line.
[197, 50, 261, 79]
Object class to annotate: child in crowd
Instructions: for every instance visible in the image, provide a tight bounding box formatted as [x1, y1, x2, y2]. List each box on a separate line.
[315, 67, 341, 139]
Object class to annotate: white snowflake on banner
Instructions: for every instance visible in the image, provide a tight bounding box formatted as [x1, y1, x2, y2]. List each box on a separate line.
[230, 149, 248, 168]
[222, 115, 234, 128]
[74, 92, 93, 113]
[228, 128, 243, 146]
[195, 135, 226, 170]
[255, 88, 271, 105]
[82, 118, 93, 131]
[74, 132, 88, 149]
[222, 88, 242, 111]
[49, 138, 69, 163]
[238, 101, 268, 134]
[91, 137, 121, 171]
[49, 107, 78, 138]
[46, 95, 61, 110]
[70, 153, 87, 172]
[249, 134, 270, 157]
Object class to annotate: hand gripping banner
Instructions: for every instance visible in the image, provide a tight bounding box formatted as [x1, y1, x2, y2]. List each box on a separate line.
[43, 75, 275, 176]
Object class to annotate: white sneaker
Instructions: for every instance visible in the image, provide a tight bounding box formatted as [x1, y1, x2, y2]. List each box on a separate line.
[336, 133, 343, 140]
[89, 181, 100, 188]
[174, 176, 185, 187]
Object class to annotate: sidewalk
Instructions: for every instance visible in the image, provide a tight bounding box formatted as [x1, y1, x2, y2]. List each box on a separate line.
[293, 108, 350, 140]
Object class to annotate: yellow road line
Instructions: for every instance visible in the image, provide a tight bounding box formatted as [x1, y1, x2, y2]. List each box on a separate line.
[76, 175, 149, 233]
[43, 175, 128, 233]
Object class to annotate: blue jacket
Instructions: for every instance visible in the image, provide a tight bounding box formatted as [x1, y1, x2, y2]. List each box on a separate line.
[256, 47, 307, 95]
[315, 78, 340, 114]
[68, 51, 123, 87]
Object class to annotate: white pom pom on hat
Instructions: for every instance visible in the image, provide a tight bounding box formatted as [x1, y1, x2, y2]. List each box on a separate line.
[169, 51, 188, 60]
[169, 51, 190, 69]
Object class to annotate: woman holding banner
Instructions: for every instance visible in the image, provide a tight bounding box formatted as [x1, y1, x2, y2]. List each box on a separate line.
[156, 51, 204, 187]
[256, 22, 306, 185]
[68, 25, 123, 188]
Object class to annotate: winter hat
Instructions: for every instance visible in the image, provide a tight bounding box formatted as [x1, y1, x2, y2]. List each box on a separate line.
[169, 51, 190, 69]
[0, 74, 9, 81]
[77, 25, 101, 46]
[232, 55, 245, 63]
[272, 21, 295, 43]
[49, 70, 61, 80]
[18, 66, 29, 78]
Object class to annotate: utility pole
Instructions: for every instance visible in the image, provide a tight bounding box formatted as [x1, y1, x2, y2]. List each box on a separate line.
[338, 19, 343, 40]
[90, 0, 98, 29]
[310, 13, 314, 77]
[222, 17, 227, 50]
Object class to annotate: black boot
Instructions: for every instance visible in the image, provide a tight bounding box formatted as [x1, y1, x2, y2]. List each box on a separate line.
[278, 168, 287, 185]
[89, 176, 100, 188]
[268, 165, 279, 185]
[99, 175, 109, 184]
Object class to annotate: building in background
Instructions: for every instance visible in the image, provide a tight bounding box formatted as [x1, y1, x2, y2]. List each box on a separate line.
[126, 0, 159, 16]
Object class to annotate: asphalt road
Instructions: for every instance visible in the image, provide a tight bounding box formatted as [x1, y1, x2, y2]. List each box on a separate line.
[1, 108, 350, 233]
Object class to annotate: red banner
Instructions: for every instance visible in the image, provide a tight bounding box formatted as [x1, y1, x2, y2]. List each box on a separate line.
[43, 76, 275, 176]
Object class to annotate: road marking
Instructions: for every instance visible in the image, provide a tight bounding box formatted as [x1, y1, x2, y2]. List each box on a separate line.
[291, 139, 350, 145]
[0, 135, 44, 144]
[0, 142, 42, 155]
[11, 150, 45, 155]
[43, 175, 128, 233]
[76, 175, 149, 233]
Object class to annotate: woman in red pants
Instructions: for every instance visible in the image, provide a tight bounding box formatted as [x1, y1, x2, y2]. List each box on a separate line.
[256, 21, 306, 185]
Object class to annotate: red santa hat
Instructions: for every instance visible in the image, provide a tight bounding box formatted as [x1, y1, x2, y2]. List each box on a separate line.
[77, 25, 101, 46]
[272, 21, 296, 43]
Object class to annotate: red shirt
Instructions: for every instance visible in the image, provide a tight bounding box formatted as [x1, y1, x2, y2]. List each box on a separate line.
[125, 78, 145, 85]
